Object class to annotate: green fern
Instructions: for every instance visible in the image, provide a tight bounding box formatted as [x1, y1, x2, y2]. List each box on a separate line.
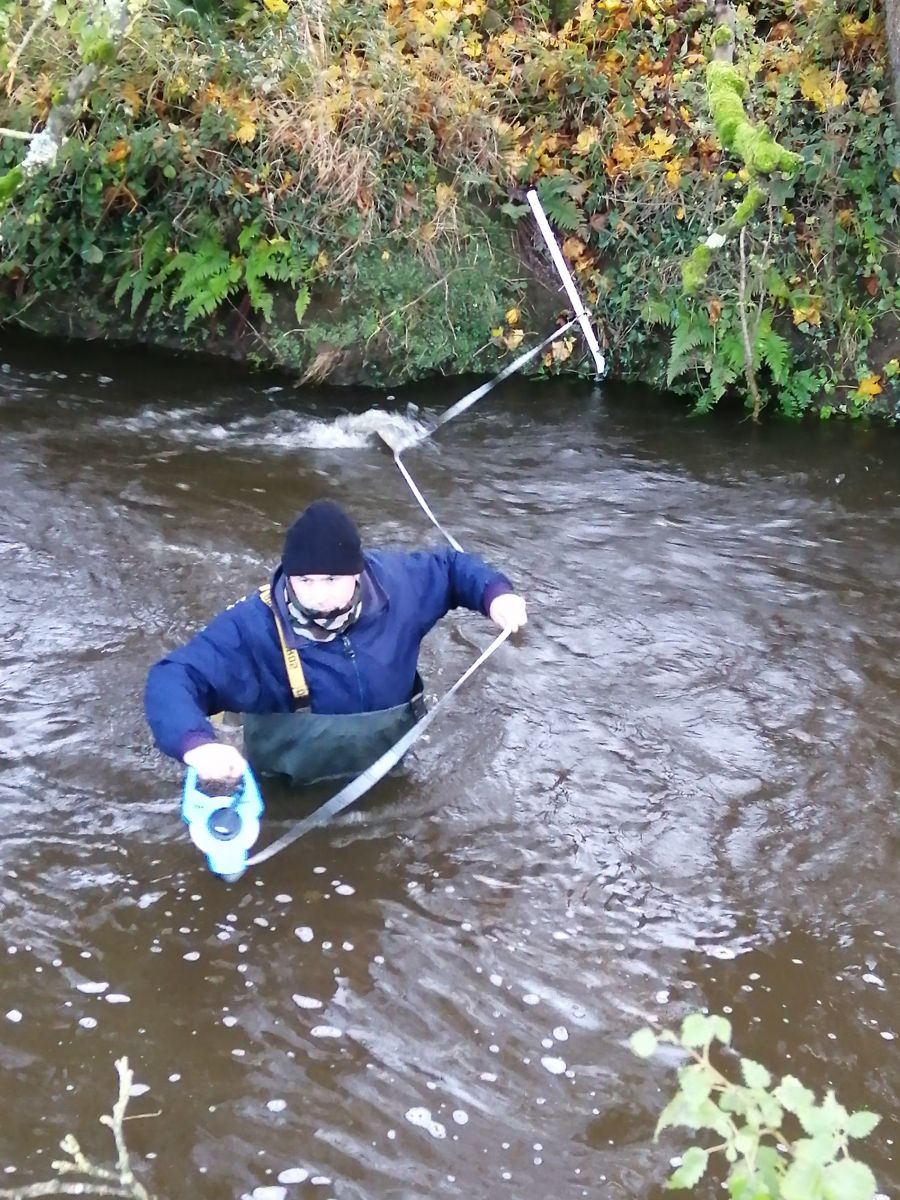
[114, 223, 313, 332]
[114, 226, 170, 319]
[667, 310, 715, 387]
[168, 237, 242, 329]
[536, 177, 582, 232]
[294, 285, 310, 325]
[641, 297, 673, 326]
[755, 309, 790, 382]
[240, 222, 312, 326]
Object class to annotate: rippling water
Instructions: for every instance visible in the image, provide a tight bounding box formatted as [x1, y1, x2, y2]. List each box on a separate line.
[0, 338, 897, 1199]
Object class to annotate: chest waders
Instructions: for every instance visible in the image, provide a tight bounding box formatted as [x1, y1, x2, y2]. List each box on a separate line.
[241, 586, 425, 788]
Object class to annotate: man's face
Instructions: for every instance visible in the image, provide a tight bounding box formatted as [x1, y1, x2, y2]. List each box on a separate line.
[290, 573, 359, 615]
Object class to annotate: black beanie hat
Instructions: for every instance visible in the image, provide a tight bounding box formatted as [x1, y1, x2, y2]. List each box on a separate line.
[281, 500, 364, 576]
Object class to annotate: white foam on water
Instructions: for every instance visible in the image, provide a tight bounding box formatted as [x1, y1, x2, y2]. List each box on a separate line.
[310, 1025, 342, 1038]
[105, 994, 131, 1004]
[277, 1169, 309, 1184]
[294, 927, 314, 942]
[267, 1099, 287, 1113]
[222, 1016, 238, 1027]
[251, 1188, 286, 1200]
[270, 409, 427, 452]
[183, 952, 200, 962]
[523, 993, 540, 1005]
[103, 405, 428, 453]
[335, 884, 355, 896]
[292, 994, 323, 1010]
[76, 981, 108, 994]
[452, 1110, 469, 1125]
[541, 1057, 566, 1075]
[553, 1026, 569, 1041]
[405, 1108, 447, 1139]
[129, 1084, 150, 1097]
[274, 894, 292, 904]
[6, 1010, 22, 1023]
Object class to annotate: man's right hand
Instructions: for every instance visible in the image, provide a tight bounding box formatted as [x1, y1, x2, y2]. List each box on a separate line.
[183, 742, 248, 787]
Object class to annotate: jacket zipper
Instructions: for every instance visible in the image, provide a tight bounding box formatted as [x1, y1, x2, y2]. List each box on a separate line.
[342, 634, 365, 708]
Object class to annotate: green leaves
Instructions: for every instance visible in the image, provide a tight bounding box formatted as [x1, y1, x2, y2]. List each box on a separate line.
[846, 1112, 881, 1140]
[680, 1013, 732, 1049]
[632, 1013, 882, 1200]
[667, 1147, 709, 1190]
[822, 1159, 878, 1200]
[630, 1028, 658, 1059]
[740, 1059, 771, 1090]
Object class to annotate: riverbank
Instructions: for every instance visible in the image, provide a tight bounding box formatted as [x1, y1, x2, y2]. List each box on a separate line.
[0, 1, 897, 419]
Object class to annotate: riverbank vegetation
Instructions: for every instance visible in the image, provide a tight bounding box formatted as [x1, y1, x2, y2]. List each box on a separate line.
[631, 1013, 883, 1199]
[0, 1, 897, 420]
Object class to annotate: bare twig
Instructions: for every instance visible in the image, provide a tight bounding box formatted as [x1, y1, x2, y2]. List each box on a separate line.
[3, 0, 54, 97]
[738, 227, 763, 421]
[0, 1058, 154, 1200]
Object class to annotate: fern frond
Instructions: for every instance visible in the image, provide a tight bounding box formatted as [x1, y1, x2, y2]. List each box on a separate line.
[667, 313, 714, 386]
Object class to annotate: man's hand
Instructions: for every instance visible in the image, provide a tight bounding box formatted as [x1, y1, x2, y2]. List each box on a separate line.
[183, 742, 248, 787]
[489, 593, 528, 633]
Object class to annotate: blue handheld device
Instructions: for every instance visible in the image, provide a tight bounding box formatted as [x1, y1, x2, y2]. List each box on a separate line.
[181, 766, 264, 881]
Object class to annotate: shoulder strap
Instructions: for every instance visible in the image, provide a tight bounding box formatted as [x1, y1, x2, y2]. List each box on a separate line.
[258, 585, 310, 703]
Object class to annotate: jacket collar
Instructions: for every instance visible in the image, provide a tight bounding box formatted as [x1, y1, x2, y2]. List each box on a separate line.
[270, 553, 388, 645]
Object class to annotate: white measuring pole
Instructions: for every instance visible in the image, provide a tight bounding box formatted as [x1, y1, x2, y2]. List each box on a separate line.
[525, 188, 606, 379]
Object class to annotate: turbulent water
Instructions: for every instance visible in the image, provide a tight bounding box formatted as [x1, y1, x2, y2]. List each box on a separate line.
[0, 338, 897, 1199]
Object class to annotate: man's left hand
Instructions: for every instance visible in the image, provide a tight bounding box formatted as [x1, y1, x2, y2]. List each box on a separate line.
[489, 593, 528, 633]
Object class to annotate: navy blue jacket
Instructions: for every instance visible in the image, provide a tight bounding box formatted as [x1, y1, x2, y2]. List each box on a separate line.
[145, 547, 512, 762]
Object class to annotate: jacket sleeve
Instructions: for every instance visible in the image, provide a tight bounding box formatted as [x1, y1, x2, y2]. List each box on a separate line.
[144, 599, 259, 762]
[402, 547, 514, 637]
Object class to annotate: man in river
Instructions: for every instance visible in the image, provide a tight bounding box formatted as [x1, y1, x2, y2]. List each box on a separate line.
[144, 499, 527, 788]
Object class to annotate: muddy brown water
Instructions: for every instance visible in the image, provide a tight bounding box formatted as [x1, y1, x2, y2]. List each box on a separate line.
[0, 336, 897, 1200]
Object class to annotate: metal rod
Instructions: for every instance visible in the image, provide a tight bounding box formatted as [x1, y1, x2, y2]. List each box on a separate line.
[525, 188, 606, 379]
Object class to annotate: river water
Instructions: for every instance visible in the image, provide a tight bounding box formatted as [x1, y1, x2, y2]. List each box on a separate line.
[0, 336, 897, 1199]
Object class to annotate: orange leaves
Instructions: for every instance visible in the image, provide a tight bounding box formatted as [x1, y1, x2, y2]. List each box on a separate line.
[792, 297, 823, 327]
[664, 157, 682, 189]
[120, 82, 142, 114]
[857, 87, 879, 116]
[644, 126, 675, 159]
[799, 66, 849, 111]
[604, 139, 638, 178]
[202, 84, 259, 144]
[603, 123, 681, 184]
[853, 375, 882, 400]
[543, 336, 575, 369]
[561, 235, 592, 274]
[572, 126, 600, 157]
[106, 139, 130, 165]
